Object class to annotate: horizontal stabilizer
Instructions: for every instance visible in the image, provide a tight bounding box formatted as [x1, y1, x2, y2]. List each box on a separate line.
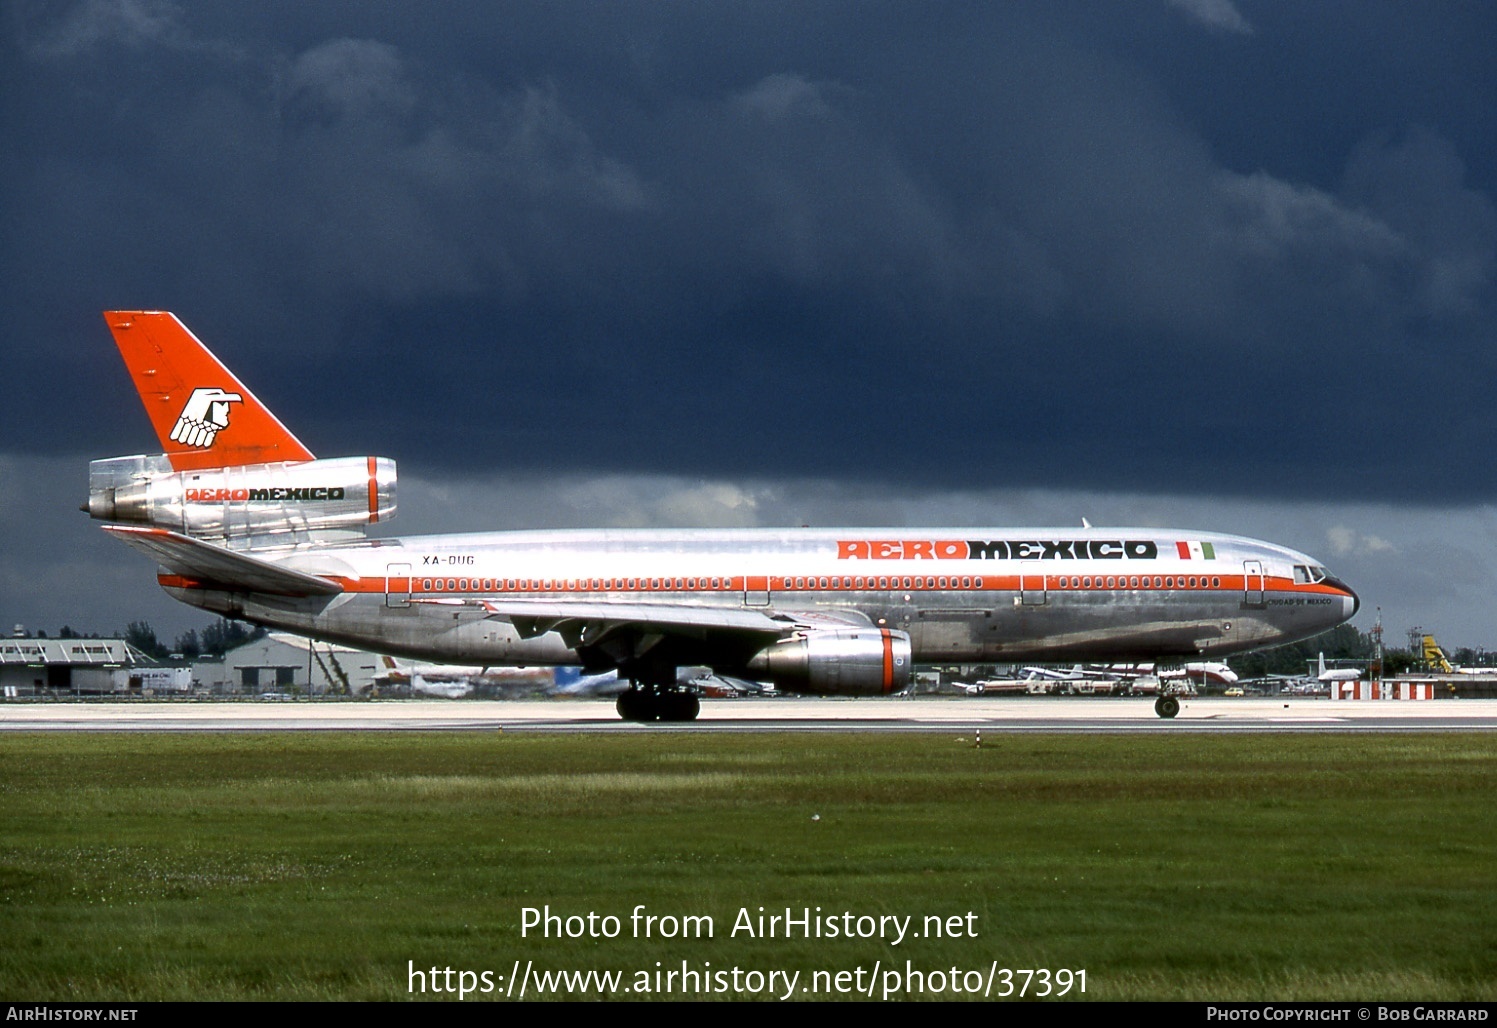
[101, 525, 343, 597]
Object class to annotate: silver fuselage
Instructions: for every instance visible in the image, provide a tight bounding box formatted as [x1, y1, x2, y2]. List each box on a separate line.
[160, 526, 1358, 672]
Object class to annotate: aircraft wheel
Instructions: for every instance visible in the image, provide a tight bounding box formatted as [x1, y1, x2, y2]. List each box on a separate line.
[1155, 695, 1180, 719]
[660, 693, 700, 722]
[617, 691, 655, 722]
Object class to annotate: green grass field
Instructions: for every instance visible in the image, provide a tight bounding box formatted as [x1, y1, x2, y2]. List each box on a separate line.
[1, 731, 1493, 1001]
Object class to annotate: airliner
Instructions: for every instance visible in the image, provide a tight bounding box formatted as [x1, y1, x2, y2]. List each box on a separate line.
[86, 311, 1360, 720]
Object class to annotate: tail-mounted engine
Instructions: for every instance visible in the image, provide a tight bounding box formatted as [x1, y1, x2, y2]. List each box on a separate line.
[747, 627, 913, 695]
[87, 454, 396, 542]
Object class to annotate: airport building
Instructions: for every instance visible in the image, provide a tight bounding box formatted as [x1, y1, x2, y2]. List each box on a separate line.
[0, 637, 169, 696]
[191, 632, 383, 696]
[2, 629, 561, 699]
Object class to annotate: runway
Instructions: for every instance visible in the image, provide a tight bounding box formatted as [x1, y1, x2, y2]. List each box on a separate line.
[3, 695, 1496, 733]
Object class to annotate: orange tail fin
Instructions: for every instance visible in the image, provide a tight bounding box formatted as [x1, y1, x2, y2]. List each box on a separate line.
[103, 311, 315, 471]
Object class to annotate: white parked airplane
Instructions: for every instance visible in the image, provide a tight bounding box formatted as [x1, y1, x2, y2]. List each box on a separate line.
[1160, 661, 1239, 687]
[87, 312, 1360, 720]
[1316, 653, 1362, 682]
[1017, 665, 1091, 682]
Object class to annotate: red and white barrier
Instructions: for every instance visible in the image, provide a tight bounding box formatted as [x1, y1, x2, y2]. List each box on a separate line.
[1332, 681, 1435, 700]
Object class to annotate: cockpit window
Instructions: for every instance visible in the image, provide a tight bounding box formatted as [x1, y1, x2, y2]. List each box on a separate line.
[1293, 565, 1331, 584]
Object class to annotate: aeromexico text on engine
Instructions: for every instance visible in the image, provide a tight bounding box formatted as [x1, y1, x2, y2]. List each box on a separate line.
[186, 487, 346, 502]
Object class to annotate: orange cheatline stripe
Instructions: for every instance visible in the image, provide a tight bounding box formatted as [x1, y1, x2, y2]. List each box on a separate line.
[158, 574, 204, 589]
[318, 573, 1316, 595]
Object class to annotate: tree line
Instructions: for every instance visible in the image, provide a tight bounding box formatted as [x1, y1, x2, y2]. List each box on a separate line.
[1226, 623, 1475, 678]
[20, 620, 267, 660]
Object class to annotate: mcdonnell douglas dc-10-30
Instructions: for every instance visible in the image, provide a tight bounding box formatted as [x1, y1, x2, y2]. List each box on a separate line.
[87, 311, 1359, 720]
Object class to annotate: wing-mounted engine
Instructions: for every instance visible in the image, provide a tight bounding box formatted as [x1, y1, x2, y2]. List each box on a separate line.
[746, 627, 912, 695]
[87, 454, 396, 542]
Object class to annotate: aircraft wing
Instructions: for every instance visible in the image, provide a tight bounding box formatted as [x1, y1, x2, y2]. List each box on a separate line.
[101, 525, 344, 597]
[467, 600, 880, 670]
[472, 598, 872, 644]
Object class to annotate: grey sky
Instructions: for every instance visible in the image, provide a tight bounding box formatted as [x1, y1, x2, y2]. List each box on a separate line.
[2, 2, 1493, 649]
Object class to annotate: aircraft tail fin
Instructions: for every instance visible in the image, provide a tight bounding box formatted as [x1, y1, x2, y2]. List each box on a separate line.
[1421, 635, 1455, 673]
[103, 311, 315, 471]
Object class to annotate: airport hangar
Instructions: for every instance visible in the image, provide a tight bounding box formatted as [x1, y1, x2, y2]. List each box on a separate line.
[0, 631, 568, 698]
[0, 631, 377, 697]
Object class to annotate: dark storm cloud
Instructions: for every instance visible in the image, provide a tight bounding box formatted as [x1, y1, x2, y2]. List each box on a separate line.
[2, 1, 1494, 500]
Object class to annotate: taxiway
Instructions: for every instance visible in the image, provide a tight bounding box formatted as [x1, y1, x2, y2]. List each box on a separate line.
[3, 696, 1495, 733]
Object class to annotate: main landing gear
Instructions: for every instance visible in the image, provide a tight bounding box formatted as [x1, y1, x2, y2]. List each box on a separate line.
[1153, 695, 1181, 719]
[616, 686, 701, 722]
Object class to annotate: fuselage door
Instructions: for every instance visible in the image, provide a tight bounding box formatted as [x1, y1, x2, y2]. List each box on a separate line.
[1242, 560, 1265, 609]
[386, 563, 411, 608]
[743, 575, 770, 607]
[1020, 562, 1047, 606]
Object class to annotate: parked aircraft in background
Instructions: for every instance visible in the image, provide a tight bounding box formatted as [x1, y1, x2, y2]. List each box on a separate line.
[1161, 661, 1239, 687]
[372, 654, 554, 698]
[548, 668, 632, 698]
[1018, 665, 1091, 682]
[1316, 653, 1362, 683]
[1417, 634, 1497, 674]
[950, 679, 1015, 695]
[88, 311, 1360, 721]
[1422, 636, 1457, 674]
[550, 667, 768, 698]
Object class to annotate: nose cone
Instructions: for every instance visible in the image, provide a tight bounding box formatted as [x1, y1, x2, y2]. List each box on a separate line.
[1324, 576, 1360, 621]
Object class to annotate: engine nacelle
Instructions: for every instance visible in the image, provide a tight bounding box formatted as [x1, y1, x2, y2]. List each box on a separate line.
[87, 454, 396, 541]
[746, 628, 912, 695]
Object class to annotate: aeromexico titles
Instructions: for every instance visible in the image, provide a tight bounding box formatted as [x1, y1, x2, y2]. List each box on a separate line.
[87, 311, 1359, 720]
